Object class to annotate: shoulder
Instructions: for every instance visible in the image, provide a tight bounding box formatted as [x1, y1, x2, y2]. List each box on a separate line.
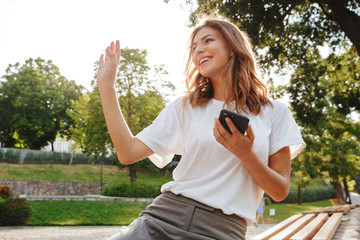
[262, 99, 291, 120]
[269, 99, 289, 112]
[160, 95, 192, 118]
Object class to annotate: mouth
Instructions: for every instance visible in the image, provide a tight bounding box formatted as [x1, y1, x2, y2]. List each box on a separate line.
[199, 57, 212, 65]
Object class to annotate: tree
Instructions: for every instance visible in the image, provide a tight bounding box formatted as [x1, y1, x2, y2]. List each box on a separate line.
[66, 95, 88, 177]
[0, 58, 82, 149]
[174, 0, 360, 69]
[80, 48, 174, 184]
[115, 48, 174, 184]
[287, 47, 360, 204]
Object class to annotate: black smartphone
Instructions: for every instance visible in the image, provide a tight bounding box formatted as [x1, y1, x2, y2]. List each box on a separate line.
[219, 109, 249, 134]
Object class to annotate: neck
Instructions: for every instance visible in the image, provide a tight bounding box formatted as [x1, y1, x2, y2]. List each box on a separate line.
[211, 77, 226, 101]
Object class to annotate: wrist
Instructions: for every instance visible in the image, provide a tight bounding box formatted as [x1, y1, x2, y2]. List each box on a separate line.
[97, 81, 116, 92]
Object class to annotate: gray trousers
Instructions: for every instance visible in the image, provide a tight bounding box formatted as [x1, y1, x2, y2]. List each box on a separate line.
[108, 192, 247, 240]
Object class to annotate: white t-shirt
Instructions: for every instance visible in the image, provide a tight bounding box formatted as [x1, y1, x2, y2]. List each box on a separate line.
[136, 96, 305, 225]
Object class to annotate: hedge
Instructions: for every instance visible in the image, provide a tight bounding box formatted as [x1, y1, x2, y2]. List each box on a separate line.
[2, 149, 20, 163]
[0, 148, 118, 165]
[102, 183, 162, 198]
[265, 186, 336, 204]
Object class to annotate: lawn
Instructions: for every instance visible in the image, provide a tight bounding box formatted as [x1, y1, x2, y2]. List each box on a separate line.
[263, 199, 333, 224]
[27, 200, 150, 226]
[0, 163, 173, 185]
[25, 199, 333, 226]
[1, 163, 334, 226]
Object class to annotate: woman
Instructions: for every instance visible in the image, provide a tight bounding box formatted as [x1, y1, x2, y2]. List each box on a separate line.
[97, 17, 305, 240]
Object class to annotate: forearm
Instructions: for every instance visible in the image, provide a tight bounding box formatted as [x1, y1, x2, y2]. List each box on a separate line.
[98, 84, 149, 164]
[239, 151, 290, 202]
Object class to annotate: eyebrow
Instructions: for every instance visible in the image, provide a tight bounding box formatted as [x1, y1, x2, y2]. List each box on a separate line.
[192, 34, 216, 48]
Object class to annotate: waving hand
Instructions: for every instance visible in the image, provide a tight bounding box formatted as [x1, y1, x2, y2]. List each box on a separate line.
[97, 40, 121, 87]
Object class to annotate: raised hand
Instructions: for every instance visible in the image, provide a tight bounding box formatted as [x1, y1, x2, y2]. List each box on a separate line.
[97, 40, 121, 87]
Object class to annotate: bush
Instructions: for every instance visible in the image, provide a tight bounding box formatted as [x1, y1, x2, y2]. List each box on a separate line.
[264, 196, 271, 205]
[102, 183, 162, 198]
[266, 187, 336, 204]
[3, 149, 20, 163]
[73, 153, 91, 164]
[0, 198, 32, 226]
[0, 148, 3, 161]
[0, 185, 13, 200]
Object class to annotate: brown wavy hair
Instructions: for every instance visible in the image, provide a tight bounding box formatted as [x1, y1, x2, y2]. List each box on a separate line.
[183, 18, 271, 114]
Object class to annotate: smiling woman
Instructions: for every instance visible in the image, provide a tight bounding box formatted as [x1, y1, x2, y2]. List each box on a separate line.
[96, 15, 305, 240]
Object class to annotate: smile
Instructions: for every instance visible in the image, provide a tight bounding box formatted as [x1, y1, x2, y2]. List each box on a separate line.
[199, 57, 211, 65]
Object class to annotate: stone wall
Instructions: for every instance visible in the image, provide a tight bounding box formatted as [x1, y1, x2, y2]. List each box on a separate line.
[0, 180, 109, 196]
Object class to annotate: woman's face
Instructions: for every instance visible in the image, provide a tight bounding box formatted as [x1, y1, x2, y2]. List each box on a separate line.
[191, 26, 232, 81]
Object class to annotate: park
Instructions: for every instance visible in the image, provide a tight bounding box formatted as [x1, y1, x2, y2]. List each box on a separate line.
[1, 0, 360, 239]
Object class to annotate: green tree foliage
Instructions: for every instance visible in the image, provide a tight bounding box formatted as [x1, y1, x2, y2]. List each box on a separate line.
[115, 48, 174, 184]
[0, 58, 82, 149]
[288, 47, 360, 204]
[177, 0, 360, 70]
[72, 48, 174, 183]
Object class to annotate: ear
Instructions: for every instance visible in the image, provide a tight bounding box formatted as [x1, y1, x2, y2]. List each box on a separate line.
[230, 50, 235, 57]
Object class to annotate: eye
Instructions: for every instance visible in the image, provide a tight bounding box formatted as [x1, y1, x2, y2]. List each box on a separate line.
[205, 38, 214, 44]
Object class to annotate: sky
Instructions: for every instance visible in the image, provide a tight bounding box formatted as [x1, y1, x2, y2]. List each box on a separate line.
[0, 0, 194, 98]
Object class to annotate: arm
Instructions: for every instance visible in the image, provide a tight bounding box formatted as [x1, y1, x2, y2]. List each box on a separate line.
[97, 40, 154, 165]
[213, 117, 291, 202]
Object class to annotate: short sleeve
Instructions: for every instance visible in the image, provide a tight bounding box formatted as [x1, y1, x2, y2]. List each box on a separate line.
[136, 97, 184, 168]
[269, 101, 306, 159]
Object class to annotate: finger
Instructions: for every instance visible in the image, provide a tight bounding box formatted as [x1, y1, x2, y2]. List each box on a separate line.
[99, 54, 104, 65]
[246, 124, 255, 141]
[213, 120, 224, 143]
[225, 117, 239, 135]
[110, 41, 115, 53]
[106, 47, 116, 62]
[105, 47, 110, 62]
[115, 40, 121, 63]
[214, 118, 228, 138]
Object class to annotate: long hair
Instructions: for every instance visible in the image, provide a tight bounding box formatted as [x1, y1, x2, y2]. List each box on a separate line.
[183, 18, 271, 114]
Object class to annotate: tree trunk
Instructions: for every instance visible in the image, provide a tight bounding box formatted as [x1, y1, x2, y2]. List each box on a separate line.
[67, 151, 74, 178]
[164, 168, 169, 178]
[297, 183, 302, 205]
[51, 141, 54, 152]
[129, 165, 137, 184]
[317, 0, 360, 56]
[330, 181, 346, 205]
[342, 178, 352, 204]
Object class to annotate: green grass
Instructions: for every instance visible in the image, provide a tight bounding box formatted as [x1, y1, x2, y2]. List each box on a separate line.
[0, 163, 172, 185]
[27, 200, 150, 226]
[2, 163, 334, 226]
[24, 199, 334, 226]
[263, 200, 333, 224]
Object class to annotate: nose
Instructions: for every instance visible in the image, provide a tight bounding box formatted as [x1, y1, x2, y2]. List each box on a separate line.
[193, 44, 205, 55]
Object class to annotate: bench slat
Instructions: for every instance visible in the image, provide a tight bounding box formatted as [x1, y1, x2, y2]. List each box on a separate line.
[336, 204, 351, 215]
[250, 214, 303, 240]
[289, 213, 328, 240]
[312, 212, 343, 240]
[269, 214, 316, 240]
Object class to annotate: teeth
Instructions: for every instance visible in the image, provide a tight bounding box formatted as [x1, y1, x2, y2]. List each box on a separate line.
[200, 57, 210, 64]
